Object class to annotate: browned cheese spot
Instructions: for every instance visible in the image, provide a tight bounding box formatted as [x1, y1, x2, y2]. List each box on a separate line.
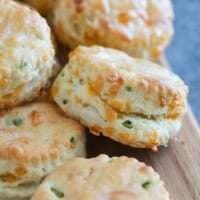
[29, 110, 43, 126]
[15, 166, 27, 176]
[0, 78, 8, 87]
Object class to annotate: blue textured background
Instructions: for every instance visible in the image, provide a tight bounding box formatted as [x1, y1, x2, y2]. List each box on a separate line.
[166, 0, 200, 123]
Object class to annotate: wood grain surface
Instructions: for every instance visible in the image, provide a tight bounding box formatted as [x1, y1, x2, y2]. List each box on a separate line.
[59, 49, 200, 200]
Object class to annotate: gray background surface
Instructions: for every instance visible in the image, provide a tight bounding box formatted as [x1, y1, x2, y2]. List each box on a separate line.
[166, 0, 200, 123]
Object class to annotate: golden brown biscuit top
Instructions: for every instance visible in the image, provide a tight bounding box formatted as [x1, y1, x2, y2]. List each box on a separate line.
[31, 155, 170, 200]
[54, 0, 173, 59]
[69, 0, 173, 25]
[0, 0, 54, 74]
[0, 102, 85, 163]
[65, 45, 188, 118]
[0, 0, 55, 109]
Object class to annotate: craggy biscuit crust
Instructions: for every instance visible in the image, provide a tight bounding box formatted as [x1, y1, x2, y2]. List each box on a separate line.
[31, 155, 170, 200]
[52, 46, 188, 150]
[0, 102, 86, 199]
[54, 0, 174, 59]
[0, 0, 55, 108]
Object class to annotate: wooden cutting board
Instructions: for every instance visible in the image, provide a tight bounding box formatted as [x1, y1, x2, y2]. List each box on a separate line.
[59, 49, 200, 200]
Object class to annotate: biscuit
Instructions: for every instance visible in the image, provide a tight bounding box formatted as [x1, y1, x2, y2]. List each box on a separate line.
[20, 0, 53, 16]
[31, 155, 170, 200]
[52, 46, 188, 150]
[0, 0, 55, 109]
[54, 0, 173, 59]
[0, 102, 86, 200]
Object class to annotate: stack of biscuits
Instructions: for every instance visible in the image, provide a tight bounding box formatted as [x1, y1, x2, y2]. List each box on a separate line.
[0, 0, 188, 199]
